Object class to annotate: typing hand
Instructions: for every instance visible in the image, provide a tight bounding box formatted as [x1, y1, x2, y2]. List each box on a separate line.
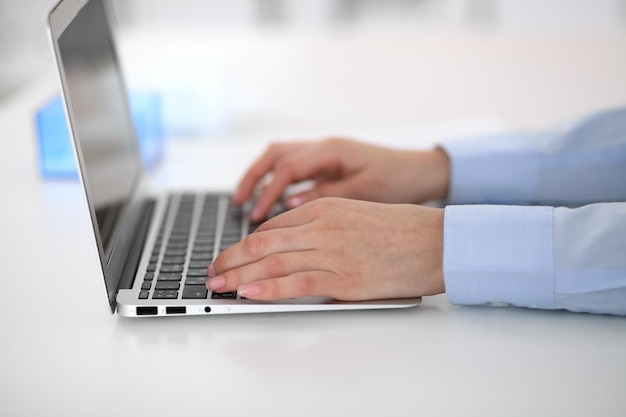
[207, 197, 445, 301]
[234, 138, 450, 222]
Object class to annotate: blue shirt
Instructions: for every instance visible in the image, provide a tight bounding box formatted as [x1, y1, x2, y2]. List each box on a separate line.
[439, 107, 626, 315]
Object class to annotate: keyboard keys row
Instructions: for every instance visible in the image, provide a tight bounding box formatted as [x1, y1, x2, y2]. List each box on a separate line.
[138, 193, 243, 301]
[142, 276, 208, 289]
[139, 284, 236, 301]
[139, 286, 210, 300]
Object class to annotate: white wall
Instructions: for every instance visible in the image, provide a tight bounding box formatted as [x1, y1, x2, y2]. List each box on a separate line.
[110, 0, 626, 33]
[1, 0, 625, 133]
[2, 0, 625, 99]
[0, 0, 57, 99]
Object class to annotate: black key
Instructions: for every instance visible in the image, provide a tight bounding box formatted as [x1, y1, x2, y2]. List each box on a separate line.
[192, 245, 213, 253]
[167, 242, 188, 250]
[185, 277, 208, 285]
[171, 233, 189, 241]
[155, 281, 181, 290]
[161, 256, 186, 265]
[160, 265, 184, 273]
[141, 281, 152, 290]
[138, 290, 150, 299]
[144, 272, 155, 281]
[153, 290, 178, 299]
[165, 249, 186, 257]
[211, 291, 237, 299]
[189, 261, 209, 269]
[221, 234, 240, 242]
[167, 236, 189, 243]
[147, 263, 157, 272]
[191, 253, 212, 262]
[197, 219, 216, 226]
[192, 249, 213, 256]
[193, 240, 214, 248]
[186, 269, 208, 277]
[196, 225, 215, 232]
[157, 273, 182, 281]
[221, 230, 242, 239]
[182, 285, 208, 299]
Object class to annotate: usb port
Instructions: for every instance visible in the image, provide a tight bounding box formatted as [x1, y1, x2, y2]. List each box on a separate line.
[166, 306, 186, 315]
[136, 306, 158, 316]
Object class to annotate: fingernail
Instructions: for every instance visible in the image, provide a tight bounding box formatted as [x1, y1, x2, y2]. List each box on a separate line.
[287, 195, 307, 208]
[251, 206, 263, 221]
[238, 283, 261, 298]
[233, 189, 244, 204]
[208, 275, 225, 291]
[207, 263, 216, 277]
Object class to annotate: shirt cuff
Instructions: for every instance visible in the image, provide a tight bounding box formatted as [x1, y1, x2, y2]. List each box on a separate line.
[439, 133, 540, 205]
[443, 205, 555, 310]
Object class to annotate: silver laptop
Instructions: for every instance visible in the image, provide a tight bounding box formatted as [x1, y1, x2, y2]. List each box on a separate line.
[48, 0, 421, 316]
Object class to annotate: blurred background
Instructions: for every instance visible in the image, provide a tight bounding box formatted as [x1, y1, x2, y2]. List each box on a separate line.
[1, 0, 626, 139]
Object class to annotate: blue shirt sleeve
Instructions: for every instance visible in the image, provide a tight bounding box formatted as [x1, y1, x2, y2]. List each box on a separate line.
[439, 107, 626, 315]
[442, 107, 626, 206]
[443, 204, 626, 315]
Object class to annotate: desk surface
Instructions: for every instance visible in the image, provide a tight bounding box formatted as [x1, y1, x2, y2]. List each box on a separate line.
[1, 79, 625, 417]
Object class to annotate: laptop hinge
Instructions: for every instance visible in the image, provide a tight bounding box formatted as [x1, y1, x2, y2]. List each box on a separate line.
[118, 199, 155, 291]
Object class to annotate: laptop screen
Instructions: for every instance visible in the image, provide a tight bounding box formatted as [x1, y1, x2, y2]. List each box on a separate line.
[57, 0, 142, 258]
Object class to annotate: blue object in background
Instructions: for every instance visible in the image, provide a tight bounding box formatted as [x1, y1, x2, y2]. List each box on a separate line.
[36, 91, 164, 179]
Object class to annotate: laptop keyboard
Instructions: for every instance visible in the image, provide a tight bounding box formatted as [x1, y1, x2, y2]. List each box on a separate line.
[138, 192, 260, 301]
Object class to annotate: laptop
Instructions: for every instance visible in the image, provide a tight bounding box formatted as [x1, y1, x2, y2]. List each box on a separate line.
[47, 0, 421, 317]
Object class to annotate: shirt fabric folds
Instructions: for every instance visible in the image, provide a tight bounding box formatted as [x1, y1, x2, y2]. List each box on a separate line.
[439, 106, 626, 315]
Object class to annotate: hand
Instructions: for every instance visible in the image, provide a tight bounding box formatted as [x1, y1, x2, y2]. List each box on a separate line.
[234, 137, 450, 222]
[207, 197, 445, 301]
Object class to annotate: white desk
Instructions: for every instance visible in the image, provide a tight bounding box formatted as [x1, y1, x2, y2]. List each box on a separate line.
[1, 79, 625, 417]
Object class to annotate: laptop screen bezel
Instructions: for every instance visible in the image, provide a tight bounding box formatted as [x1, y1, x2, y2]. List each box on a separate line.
[48, 0, 148, 312]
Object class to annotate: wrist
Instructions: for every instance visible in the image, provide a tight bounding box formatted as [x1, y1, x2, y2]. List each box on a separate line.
[405, 148, 451, 203]
[408, 205, 446, 296]
[429, 148, 451, 201]
[429, 207, 446, 295]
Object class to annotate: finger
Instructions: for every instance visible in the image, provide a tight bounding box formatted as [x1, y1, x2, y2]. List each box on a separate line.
[234, 142, 307, 205]
[208, 250, 325, 294]
[211, 224, 315, 275]
[253, 199, 327, 234]
[250, 146, 343, 221]
[285, 177, 363, 208]
[255, 196, 371, 234]
[236, 270, 343, 300]
[251, 170, 306, 220]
